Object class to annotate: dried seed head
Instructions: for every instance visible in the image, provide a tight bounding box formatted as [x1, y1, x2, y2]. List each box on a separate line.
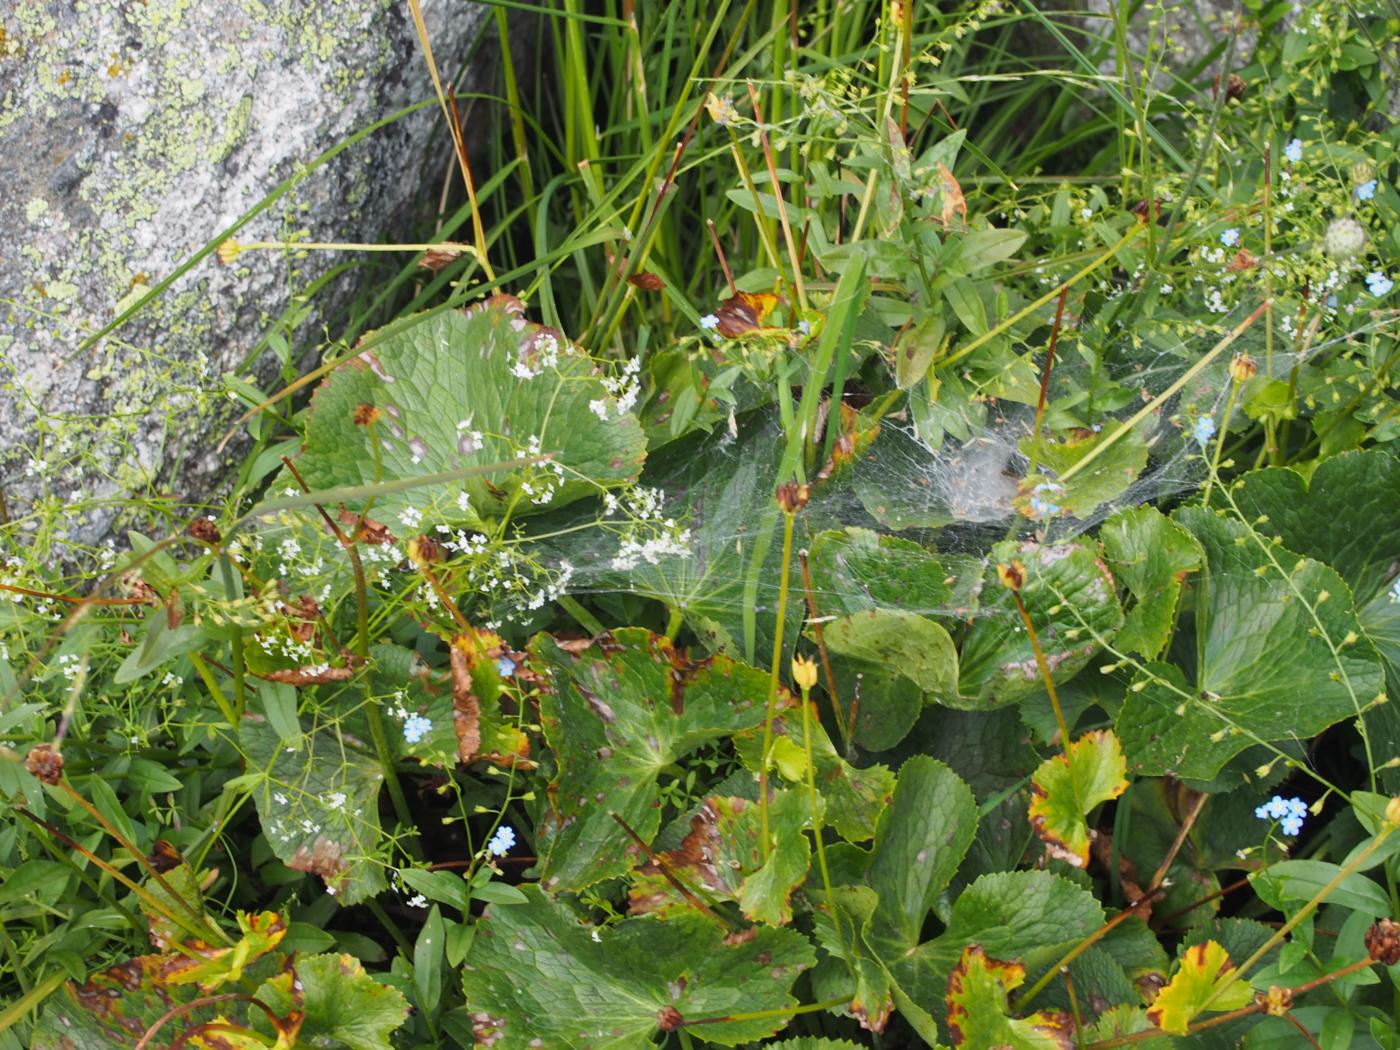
[1229, 352, 1258, 384]
[418, 243, 470, 273]
[1213, 73, 1247, 100]
[407, 535, 442, 568]
[1365, 918, 1400, 966]
[25, 744, 64, 785]
[1257, 985, 1293, 1016]
[1323, 216, 1368, 260]
[187, 517, 222, 545]
[775, 482, 810, 514]
[353, 403, 381, 426]
[997, 560, 1027, 592]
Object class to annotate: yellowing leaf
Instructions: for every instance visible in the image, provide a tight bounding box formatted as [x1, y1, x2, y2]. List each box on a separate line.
[1146, 940, 1253, 1035]
[945, 945, 1074, 1049]
[1029, 729, 1129, 867]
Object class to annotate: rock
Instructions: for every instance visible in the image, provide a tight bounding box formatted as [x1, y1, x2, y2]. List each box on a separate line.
[0, 0, 491, 546]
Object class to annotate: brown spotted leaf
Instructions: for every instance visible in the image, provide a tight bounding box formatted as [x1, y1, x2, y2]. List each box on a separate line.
[945, 945, 1073, 1049]
[239, 716, 387, 904]
[1028, 730, 1129, 869]
[714, 290, 780, 338]
[532, 628, 775, 892]
[289, 294, 645, 528]
[629, 790, 809, 926]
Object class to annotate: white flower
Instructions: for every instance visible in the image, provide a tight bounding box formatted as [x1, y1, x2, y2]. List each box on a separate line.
[1283, 138, 1302, 163]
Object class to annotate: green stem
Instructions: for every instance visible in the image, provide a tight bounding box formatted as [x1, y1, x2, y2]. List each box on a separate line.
[1204, 824, 1395, 1012]
[1201, 378, 1242, 506]
[191, 652, 238, 728]
[758, 509, 797, 861]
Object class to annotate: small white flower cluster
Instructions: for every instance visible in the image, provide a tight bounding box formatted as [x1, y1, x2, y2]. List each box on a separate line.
[510, 331, 563, 381]
[604, 486, 692, 571]
[57, 652, 82, 680]
[591, 356, 642, 421]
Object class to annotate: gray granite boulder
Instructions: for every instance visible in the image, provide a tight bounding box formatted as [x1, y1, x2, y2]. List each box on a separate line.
[0, 0, 490, 545]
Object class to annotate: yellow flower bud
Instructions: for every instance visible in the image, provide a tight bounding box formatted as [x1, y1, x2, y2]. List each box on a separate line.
[1386, 796, 1400, 827]
[216, 239, 243, 265]
[791, 654, 818, 693]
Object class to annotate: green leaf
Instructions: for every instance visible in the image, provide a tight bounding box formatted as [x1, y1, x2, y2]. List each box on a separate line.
[628, 792, 810, 926]
[413, 906, 444, 1014]
[957, 541, 1123, 709]
[1019, 421, 1150, 521]
[254, 952, 409, 1050]
[1116, 508, 1386, 779]
[884, 871, 1104, 1034]
[1228, 449, 1400, 605]
[954, 228, 1028, 274]
[1145, 941, 1252, 1035]
[807, 885, 896, 1035]
[868, 757, 978, 949]
[1099, 506, 1204, 658]
[894, 315, 948, 389]
[735, 706, 896, 842]
[460, 886, 814, 1048]
[821, 609, 958, 700]
[240, 716, 387, 904]
[945, 946, 1073, 1049]
[113, 610, 206, 684]
[1251, 860, 1392, 917]
[531, 629, 773, 891]
[1028, 730, 1129, 868]
[290, 296, 646, 529]
[807, 528, 952, 616]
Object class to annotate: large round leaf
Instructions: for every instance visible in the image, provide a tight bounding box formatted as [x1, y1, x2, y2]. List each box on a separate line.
[291, 296, 646, 530]
[1117, 508, 1386, 780]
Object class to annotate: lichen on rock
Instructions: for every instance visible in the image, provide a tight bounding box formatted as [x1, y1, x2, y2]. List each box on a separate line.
[0, 0, 490, 545]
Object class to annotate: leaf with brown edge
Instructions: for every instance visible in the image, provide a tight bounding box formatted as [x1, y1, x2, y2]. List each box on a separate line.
[628, 790, 809, 926]
[945, 945, 1074, 1049]
[714, 290, 780, 337]
[1146, 940, 1253, 1034]
[934, 161, 967, 229]
[1029, 730, 1129, 868]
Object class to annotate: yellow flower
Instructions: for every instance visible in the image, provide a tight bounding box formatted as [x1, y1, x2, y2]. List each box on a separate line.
[791, 654, 818, 692]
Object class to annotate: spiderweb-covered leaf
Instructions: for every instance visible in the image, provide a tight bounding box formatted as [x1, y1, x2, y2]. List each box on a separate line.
[1099, 506, 1203, 658]
[289, 295, 646, 528]
[461, 886, 814, 1049]
[1028, 729, 1129, 868]
[1145, 940, 1252, 1035]
[253, 952, 409, 1050]
[1117, 508, 1385, 780]
[807, 527, 952, 617]
[821, 609, 958, 700]
[1019, 421, 1150, 522]
[956, 540, 1123, 709]
[240, 715, 387, 904]
[532, 629, 774, 892]
[628, 790, 810, 926]
[945, 946, 1074, 1049]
